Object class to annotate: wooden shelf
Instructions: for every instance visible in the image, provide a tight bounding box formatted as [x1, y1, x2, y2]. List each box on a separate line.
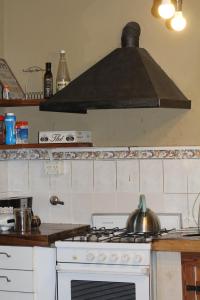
[0, 143, 93, 149]
[0, 99, 46, 107]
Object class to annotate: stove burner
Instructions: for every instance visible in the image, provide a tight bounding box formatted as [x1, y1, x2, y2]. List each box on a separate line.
[66, 227, 173, 243]
[66, 227, 174, 243]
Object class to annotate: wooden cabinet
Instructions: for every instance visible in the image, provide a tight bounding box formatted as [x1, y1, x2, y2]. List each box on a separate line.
[182, 253, 200, 300]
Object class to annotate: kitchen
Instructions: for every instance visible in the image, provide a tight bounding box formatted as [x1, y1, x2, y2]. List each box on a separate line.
[0, 0, 199, 299]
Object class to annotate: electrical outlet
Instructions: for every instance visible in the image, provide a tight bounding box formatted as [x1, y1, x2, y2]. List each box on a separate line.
[44, 161, 64, 175]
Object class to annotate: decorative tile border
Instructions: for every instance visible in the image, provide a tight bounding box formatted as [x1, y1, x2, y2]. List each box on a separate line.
[1, 146, 200, 160]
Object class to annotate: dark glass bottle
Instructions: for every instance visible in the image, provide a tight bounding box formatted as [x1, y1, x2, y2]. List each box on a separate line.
[44, 62, 53, 99]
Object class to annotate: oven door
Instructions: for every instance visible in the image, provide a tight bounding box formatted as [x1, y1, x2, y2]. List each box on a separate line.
[57, 263, 150, 300]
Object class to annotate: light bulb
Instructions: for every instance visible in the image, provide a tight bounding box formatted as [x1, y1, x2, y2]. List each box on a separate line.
[171, 11, 187, 31]
[158, 0, 175, 19]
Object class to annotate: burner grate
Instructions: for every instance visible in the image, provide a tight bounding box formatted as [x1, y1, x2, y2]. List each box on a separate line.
[65, 227, 173, 243]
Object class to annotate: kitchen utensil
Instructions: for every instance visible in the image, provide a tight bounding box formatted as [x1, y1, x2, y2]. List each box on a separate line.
[14, 207, 32, 233]
[126, 194, 161, 234]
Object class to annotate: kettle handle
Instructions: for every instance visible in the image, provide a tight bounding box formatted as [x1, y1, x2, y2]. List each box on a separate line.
[138, 194, 147, 213]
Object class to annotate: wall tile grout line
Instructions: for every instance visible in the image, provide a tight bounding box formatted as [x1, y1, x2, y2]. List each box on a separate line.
[139, 159, 141, 193]
[162, 159, 164, 193]
[115, 160, 118, 191]
[92, 160, 94, 192]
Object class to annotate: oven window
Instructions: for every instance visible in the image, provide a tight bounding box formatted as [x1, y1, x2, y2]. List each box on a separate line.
[71, 280, 136, 300]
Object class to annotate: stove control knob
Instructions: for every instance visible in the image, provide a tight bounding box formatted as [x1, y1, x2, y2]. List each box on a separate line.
[134, 254, 143, 263]
[86, 252, 95, 262]
[110, 254, 119, 263]
[98, 253, 107, 262]
[121, 254, 130, 263]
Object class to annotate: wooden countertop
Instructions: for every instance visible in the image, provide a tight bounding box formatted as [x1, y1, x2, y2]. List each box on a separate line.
[0, 223, 90, 247]
[152, 229, 200, 253]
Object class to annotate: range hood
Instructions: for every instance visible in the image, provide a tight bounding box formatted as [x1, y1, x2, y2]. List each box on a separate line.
[40, 22, 191, 113]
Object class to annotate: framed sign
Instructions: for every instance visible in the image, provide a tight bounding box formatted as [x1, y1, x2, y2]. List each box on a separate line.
[0, 58, 25, 99]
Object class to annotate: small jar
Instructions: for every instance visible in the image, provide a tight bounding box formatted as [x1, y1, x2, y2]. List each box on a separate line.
[0, 115, 5, 144]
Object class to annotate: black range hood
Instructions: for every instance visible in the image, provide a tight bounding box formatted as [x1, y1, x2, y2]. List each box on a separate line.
[40, 22, 191, 113]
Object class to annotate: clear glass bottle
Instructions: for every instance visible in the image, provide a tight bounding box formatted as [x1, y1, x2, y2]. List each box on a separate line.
[44, 62, 53, 99]
[56, 50, 70, 92]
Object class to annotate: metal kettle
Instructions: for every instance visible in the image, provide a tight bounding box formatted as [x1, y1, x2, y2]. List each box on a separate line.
[126, 194, 161, 234]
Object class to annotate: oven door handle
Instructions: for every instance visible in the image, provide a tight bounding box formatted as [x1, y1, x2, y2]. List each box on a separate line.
[57, 264, 150, 276]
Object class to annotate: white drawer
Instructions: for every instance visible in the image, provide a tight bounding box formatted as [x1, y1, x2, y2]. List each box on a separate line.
[0, 269, 33, 292]
[0, 290, 34, 300]
[0, 246, 33, 270]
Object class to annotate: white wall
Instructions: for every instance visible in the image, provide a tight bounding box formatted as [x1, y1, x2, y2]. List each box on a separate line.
[1, 156, 200, 226]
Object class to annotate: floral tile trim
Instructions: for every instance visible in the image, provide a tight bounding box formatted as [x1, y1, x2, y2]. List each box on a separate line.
[1, 146, 200, 160]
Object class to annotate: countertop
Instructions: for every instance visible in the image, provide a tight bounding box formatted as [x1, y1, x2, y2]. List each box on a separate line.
[0, 223, 90, 247]
[1, 225, 200, 252]
[152, 228, 200, 253]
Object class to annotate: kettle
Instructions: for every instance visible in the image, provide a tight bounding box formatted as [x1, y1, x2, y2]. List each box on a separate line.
[126, 194, 161, 234]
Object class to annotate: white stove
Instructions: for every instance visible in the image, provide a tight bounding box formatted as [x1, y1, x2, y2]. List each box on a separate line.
[55, 213, 181, 300]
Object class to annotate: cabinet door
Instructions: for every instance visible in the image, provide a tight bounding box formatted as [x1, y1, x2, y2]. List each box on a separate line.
[0, 291, 34, 300]
[0, 246, 33, 270]
[0, 269, 33, 292]
[152, 251, 183, 300]
[182, 253, 200, 300]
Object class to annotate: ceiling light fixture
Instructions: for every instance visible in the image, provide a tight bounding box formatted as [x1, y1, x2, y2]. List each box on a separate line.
[171, 0, 187, 31]
[158, 0, 175, 19]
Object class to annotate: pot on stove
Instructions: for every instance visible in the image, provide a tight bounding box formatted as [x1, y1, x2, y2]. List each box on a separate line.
[126, 194, 161, 234]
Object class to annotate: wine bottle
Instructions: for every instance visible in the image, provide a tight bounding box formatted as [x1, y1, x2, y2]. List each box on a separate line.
[44, 62, 53, 99]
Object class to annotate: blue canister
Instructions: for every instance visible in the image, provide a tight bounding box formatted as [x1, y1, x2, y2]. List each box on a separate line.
[4, 113, 16, 145]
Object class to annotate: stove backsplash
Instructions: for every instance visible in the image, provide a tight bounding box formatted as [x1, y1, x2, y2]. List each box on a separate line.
[0, 149, 199, 228]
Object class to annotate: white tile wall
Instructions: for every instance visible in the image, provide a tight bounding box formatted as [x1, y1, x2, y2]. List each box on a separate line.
[187, 193, 200, 227]
[93, 193, 117, 214]
[115, 193, 139, 213]
[7, 161, 29, 194]
[29, 161, 50, 192]
[116, 160, 139, 192]
[187, 159, 200, 193]
[0, 161, 8, 194]
[72, 161, 93, 193]
[163, 160, 188, 193]
[140, 160, 163, 193]
[71, 193, 94, 224]
[48, 192, 72, 223]
[94, 161, 116, 193]
[142, 193, 165, 212]
[1, 157, 200, 227]
[49, 161, 71, 193]
[163, 194, 189, 227]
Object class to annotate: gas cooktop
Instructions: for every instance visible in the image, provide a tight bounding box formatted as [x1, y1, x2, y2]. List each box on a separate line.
[64, 227, 171, 243]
